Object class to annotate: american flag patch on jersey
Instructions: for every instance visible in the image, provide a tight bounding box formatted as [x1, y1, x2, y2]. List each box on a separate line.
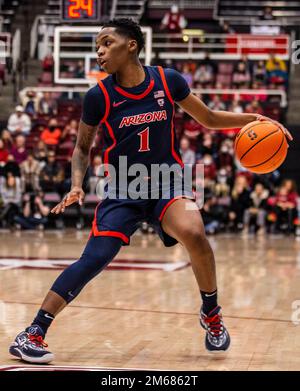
[154, 90, 165, 99]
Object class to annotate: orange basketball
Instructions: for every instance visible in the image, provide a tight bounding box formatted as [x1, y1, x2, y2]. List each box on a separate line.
[234, 120, 288, 174]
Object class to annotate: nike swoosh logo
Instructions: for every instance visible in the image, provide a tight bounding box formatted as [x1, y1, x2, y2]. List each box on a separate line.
[113, 100, 127, 107]
[44, 313, 54, 319]
[68, 291, 75, 297]
[205, 292, 217, 297]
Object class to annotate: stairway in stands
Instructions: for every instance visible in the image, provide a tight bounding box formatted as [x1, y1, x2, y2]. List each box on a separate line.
[287, 64, 300, 126]
[216, 0, 300, 22]
[11, 0, 47, 55]
[112, 0, 147, 21]
[0, 0, 48, 122]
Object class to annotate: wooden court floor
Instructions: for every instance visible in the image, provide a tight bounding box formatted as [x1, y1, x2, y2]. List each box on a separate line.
[1, 229, 300, 371]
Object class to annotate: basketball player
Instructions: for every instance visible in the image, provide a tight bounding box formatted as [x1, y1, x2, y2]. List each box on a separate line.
[9, 19, 292, 363]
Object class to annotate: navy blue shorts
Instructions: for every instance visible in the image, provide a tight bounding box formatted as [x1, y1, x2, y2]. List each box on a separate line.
[90, 192, 195, 247]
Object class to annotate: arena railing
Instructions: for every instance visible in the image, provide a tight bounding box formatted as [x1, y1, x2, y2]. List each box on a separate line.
[30, 15, 60, 59]
[12, 29, 20, 71]
[151, 32, 290, 61]
[19, 86, 287, 108]
[51, 27, 290, 84]
[0, 31, 11, 63]
[149, 0, 215, 8]
[214, 0, 300, 25]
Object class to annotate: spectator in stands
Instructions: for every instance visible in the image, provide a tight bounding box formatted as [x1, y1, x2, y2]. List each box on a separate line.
[160, 5, 187, 33]
[19, 90, 42, 117]
[7, 106, 31, 135]
[217, 139, 234, 169]
[181, 63, 193, 87]
[39, 150, 64, 193]
[197, 133, 218, 159]
[245, 99, 264, 115]
[34, 140, 48, 168]
[219, 21, 235, 34]
[232, 62, 251, 88]
[40, 119, 62, 146]
[60, 119, 78, 151]
[0, 173, 22, 228]
[1, 154, 21, 178]
[42, 53, 54, 72]
[215, 168, 231, 198]
[180, 137, 196, 165]
[235, 55, 252, 77]
[228, 176, 250, 231]
[253, 60, 267, 85]
[194, 64, 214, 87]
[23, 90, 38, 116]
[267, 60, 288, 89]
[0, 139, 9, 164]
[14, 191, 50, 230]
[271, 179, 298, 234]
[208, 95, 226, 111]
[38, 92, 58, 116]
[253, 169, 281, 195]
[183, 117, 203, 150]
[200, 52, 218, 76]
[11, 135, 28, 165]
[20, 152, 41, 192]
[266, 52, 287, 73]
[243, 183, 269, 235]
[202, 195, 224, 235]
[228, 97, 243, 114]
[260, 6, 275, 21]
[1, 129, 14, 150]
[199, 154, 217, 181]
[235, 171, 254, 189]
[75, 61, 85, 79]
[90, 60, 100, 72]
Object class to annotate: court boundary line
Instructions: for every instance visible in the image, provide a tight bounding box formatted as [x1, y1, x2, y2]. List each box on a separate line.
[0, 257, 190, 272]
[1, 300, 292, 324]
[0, 364, 169, 371]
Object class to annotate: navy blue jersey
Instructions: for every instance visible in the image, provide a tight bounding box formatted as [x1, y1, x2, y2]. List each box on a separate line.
[82, 66, 190, 178]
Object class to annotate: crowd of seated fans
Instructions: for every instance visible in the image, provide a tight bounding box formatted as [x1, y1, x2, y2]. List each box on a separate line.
[56, 52, 287, 123]
[1, 109, 298, 235]
[180, 126, 299, 235]
[178, 51, 289, 90]
[0, 52, 296, 234]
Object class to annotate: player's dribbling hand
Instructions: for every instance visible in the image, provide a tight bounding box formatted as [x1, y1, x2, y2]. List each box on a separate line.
[256, 114, 293, 141]
[51, 186, 85, 214]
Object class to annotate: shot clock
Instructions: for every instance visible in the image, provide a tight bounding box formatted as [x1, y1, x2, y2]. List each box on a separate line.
[61, 0, 100, 22]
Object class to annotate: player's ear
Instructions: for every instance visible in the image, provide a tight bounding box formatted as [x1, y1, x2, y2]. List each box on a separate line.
[128, 39, 138, 53]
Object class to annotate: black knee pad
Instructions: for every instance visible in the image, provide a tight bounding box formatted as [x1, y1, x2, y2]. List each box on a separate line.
[51, 236, 122, 302]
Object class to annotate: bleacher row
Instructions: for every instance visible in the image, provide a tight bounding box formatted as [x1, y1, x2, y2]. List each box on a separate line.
[217, 0, 300, 20]
[0, 45, 295, 233]
[0, 0, 60, 32]
[0, 1, 297, 234]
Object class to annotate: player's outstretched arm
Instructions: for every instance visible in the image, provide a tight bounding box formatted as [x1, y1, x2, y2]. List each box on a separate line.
[178, 92, 293, 140]
[51, 120, 98, 214]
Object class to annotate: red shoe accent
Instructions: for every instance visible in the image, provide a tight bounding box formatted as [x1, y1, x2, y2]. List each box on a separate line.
[28, 334, 48, 348]
[203, 308, 223, 336]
